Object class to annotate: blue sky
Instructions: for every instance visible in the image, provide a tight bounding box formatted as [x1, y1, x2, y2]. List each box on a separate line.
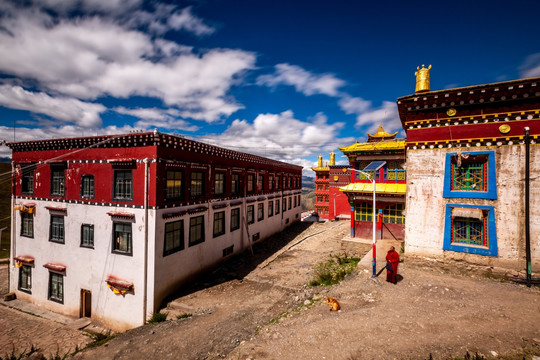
[0, 0, 539, 175]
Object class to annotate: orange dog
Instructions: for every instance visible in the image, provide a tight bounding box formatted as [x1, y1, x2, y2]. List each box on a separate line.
[323, 296, 340, 311]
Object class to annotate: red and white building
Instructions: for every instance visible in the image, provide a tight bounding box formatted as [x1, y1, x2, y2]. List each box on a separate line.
[8, 131, 302, 330]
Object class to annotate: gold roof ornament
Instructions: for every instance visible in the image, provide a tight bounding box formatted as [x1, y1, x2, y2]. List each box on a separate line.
[415, 64, 432, 93]
[367, 125, 398, 142]
[329, 151, 336, 166]
[317, 154, 323, 168]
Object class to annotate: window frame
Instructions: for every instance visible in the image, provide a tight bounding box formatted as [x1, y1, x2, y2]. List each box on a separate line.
[268, 201, 274, 217]
[21, 167, 35, 195]
[247, 205, 255, 224]
[275, 199, 280, 214]
[257, 203, 264, 221]
[18, 265, 32, 293]
[80, 174, 95, 199]
[164, 220, 184, 256]
[230, 208, 240, 231]
[21, 212, 33, 238]
[165, 170, 184, 201]
[382, 203, 405, 225]
[49, 214, 65, 244]
[214, 173, 225, 196]
[213, 211, 226, 237]
[247, 174, 255, 193]
[257, 174, 263, 192]
[50, 166, 65, 197]
[190, 171, 205, 199]
[48, 271, 64, 304]
[443, 151, 497, 199]
[113, 169, 133, 201]
[112, 221, 133, 256]
[80, 224, 94, 248]
[443, 204, 497, 256]
[231, 173, 240, 195]
[189, 215, 205, 247]
[355, 202, 373, 222]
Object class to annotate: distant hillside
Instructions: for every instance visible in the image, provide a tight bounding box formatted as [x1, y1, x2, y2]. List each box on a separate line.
[302, 176, 315, 191]
[0, 162, 11, 259]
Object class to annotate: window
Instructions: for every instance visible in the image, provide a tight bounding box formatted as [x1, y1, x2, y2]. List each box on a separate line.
[269, 175, 273, 190]
[443, 151, 497, 199]
[257, 203, 264, 221]
[190, 171, 204, 199]
[297, 195, 301, 206]
[50, 167, 65, 196]
[49, 215, 64, 243]
[294, 196, 297, 208]
[21, 167, 34, 194]
[81, 175, 95, 198]
[48, 272, 63, 303]
[268, 201, 274, 217]
[383, 161, 406, 182]
[18, 265, 31, 293]
[81, 224, 94, 248]
[231, 208, 240, 231]
[247, 205, 254, 224]
[288, 197, 292, 210]
[213, 211, 225, 237]
[257, 174, 263, 192]
[214, 173, 225, 196]
[113, 222, 132, 255]
[383, 203, 405, 225]
[113, 170, 133, 200]
[355, 202, 373, 222]
[189, 215, 205, 246]
[21, 212, 33, 238]
[275, 199, 280, 214]
[247, 174, 254, 192]
[443, 204, 497, 256]
[164, 220, 184, 256]
[275, 176, 280, 189]
[231, 174, 240, 195]
[283, 176, 286, 189]
[166, 170, 183, 200]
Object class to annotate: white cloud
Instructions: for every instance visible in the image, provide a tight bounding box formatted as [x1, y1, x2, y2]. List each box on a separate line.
[338, 95, 372, 114]
[0, 4, 253, 123]
[167, 6, 215, 36]
[257, 63, 345, 97]
[354, 101, 403, 137]
[0, 123, 140, 158]
[0, 85, 105, 127]
[520, 53, 540, 78]
[198, 110, 354, 173]
[113, 106, 199, 132]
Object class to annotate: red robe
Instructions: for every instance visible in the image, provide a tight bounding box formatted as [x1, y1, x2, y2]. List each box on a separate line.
[385, 249, 400, 283]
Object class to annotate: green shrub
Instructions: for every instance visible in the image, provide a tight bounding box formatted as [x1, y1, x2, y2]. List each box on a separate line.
[176, 313, 192, 320]
[309, 254, 360, 287]
[148, 311, 168, 324]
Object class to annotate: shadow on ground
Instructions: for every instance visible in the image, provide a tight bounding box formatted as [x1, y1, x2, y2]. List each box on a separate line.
[162, 221, 313, 305]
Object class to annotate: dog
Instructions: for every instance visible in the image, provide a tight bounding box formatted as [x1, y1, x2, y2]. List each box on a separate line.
[323, 296, 340, 311]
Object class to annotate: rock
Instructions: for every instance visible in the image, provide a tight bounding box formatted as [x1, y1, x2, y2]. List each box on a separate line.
[490, 351, 498, 357]
[304, 300, 311, 305]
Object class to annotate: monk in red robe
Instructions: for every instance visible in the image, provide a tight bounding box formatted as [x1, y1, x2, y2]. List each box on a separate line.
[385, 246, 400, 284]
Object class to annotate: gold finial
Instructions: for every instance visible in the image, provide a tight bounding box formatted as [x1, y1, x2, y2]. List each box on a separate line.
[317, 154, 323, 168]
[415, 64, 432, 93]
[329, 151, 335, 166]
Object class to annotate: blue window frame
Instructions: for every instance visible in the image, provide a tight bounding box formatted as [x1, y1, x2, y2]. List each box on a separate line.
[443, 151, 497, 199]
[443, 204, 497, 257]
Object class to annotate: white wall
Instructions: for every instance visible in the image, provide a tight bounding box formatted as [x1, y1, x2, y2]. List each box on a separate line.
[405, 144, 540, 271]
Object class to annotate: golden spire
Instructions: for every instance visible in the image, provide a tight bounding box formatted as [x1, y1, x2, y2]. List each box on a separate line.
[415, 64, 432, 93]
[317, 154, 323, 168]
[329, 151, 335, 166]
[367, 125, 398, 142]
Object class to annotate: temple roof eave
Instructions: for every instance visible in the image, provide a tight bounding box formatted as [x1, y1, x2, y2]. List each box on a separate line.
[339, 182, 406, 195]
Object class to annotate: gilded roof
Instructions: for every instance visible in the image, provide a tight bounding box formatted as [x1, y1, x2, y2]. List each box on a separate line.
[339, 140, 406, 153]
[367, 125, 398, 140]
[339, 182, 406, 195]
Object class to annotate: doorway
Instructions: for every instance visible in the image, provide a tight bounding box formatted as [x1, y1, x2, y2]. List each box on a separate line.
[80, 289, 91, 318]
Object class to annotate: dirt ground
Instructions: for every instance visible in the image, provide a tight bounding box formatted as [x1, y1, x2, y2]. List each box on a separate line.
[68, 220, 540, 360]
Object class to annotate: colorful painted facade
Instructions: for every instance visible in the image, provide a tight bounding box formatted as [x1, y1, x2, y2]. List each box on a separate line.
[8, 131, 302, 330]
[339, 126, 407, 240]
[397, 70, 540, 271]
[311, 152, 351, 220]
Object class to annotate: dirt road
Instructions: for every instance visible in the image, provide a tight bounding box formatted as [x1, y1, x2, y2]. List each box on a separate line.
[72, 220, 540, 360]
